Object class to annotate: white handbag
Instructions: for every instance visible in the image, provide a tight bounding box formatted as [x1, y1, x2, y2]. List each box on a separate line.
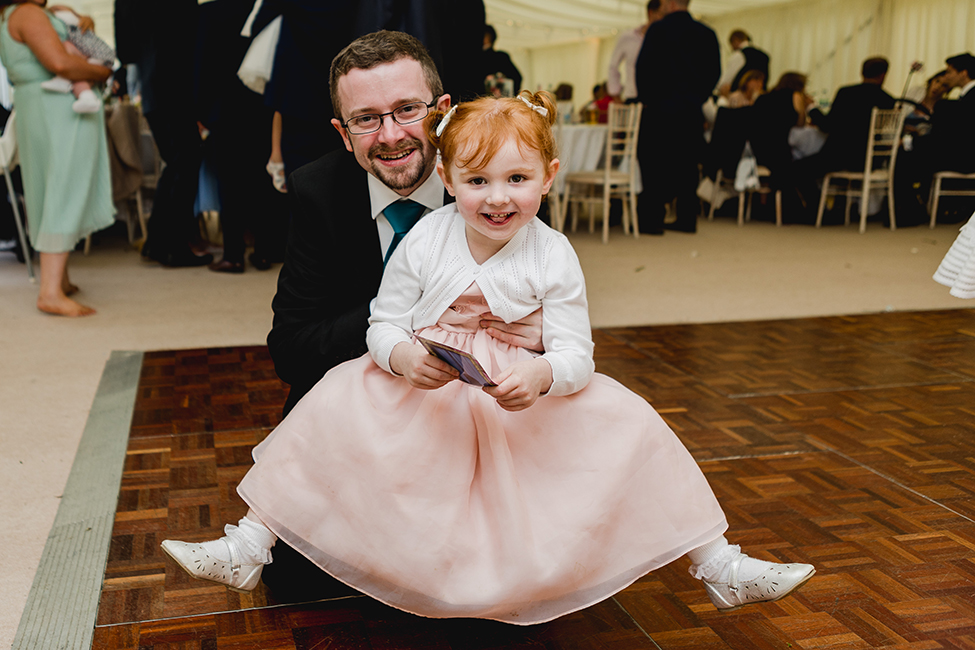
[237, 14, 282, 95]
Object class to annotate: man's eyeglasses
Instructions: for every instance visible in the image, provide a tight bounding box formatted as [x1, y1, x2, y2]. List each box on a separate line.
[341, 100, 438, 135]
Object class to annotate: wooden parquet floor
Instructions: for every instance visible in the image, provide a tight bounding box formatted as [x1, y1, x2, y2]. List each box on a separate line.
[92, 309, 975, 649]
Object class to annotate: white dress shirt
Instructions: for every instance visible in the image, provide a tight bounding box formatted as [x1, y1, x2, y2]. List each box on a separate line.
[368, 169, 446, 259]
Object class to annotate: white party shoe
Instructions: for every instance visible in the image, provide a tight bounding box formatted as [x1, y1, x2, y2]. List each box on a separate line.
[702, 553, 815, 611]
[161, 538, 263, 593]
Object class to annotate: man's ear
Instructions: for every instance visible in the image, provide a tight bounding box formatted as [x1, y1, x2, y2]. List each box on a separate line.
[331, 118, 354, 153]
[437, 160, 456, 196]
[437, 93, 451, 112]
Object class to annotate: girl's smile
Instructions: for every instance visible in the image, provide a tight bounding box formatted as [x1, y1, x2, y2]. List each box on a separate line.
[439, 139, 558, 263]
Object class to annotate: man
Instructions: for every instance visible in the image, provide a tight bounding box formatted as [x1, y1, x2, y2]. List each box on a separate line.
[716, 30, 769, 97]
[114, 0, 213, 267]
[268, 30, 542, 415]
[264, 30, 542, 596]
[797, 56, 895, 183]
[606, 0, 663, 103]
[635, 0, 721, 234]
[896, 53, 975, 223]
[480, 24, 522, 95]
[920, 53, 975, 174]
[814, 57, 895, 173]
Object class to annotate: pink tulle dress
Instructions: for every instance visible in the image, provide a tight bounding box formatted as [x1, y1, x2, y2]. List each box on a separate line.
[238, 284, 728, 625]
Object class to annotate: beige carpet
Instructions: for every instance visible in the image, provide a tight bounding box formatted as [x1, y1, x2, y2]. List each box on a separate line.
[0, 216, 971, 648]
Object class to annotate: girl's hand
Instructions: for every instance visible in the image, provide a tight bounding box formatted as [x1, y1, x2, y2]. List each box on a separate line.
[483, 359, 553, 411]
[389, 341, 458, 389]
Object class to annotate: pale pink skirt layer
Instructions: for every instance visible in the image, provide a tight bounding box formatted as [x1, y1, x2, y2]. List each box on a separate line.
[238, 293, 727, 625]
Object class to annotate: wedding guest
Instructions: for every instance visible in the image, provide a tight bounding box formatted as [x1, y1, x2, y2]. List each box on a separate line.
[716, 29, 769, 97]
[606, 0, 662, 103]
[635, 0, 720, 234]
[480, 24, 521, 95]
[0, 0, 113, 316]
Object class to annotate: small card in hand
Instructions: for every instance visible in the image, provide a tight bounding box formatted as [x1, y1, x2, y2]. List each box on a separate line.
[415, 335, 497, 387]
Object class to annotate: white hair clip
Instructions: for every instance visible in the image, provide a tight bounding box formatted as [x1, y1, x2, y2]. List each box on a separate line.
[435, 105, 457, 137]
[518, 94, 549, 117]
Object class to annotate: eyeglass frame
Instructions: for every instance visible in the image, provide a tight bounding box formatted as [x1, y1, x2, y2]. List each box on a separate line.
[340, 98, 440, 135]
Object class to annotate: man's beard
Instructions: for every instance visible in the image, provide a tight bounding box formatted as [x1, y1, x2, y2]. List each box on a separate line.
[368, 138, 429, 191]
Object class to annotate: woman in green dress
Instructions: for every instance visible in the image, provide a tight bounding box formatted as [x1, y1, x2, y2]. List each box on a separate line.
[0, 0, 112, 316]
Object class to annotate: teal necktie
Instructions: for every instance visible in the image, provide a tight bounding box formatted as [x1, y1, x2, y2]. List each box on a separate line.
[383, 199, 426, 265]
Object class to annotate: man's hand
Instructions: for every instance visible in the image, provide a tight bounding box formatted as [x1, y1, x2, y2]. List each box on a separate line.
[480, 307, 543, 352]
[389, 341, 458, 390]
[483, 359, 553, 411]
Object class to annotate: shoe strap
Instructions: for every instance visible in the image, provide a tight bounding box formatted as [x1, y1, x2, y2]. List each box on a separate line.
[727, 553, 744, 592]
[225, 538, 241, 583]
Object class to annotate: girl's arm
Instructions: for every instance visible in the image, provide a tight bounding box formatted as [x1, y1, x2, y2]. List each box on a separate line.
[366, 224, 457, 388]
[483, 235, 594, 411]
[8, 5, 109, 83]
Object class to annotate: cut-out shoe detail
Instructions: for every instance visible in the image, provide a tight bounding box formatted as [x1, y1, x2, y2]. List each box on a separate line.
[161, 538, 263, 593]
[702, 553, 815, 612]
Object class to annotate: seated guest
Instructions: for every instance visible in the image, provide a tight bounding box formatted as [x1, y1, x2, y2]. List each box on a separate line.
[750, 72, 814, 219]
[725, 69, 765, 108]
[904, 70, 948, 134]
[804, 57, 895, 173]
[918, 53, 975, 174]
[897, 53, 975, 223]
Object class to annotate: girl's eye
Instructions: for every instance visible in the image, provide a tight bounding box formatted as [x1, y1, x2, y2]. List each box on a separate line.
[469, 178, 486, 185]
[510, 175, 525, 183]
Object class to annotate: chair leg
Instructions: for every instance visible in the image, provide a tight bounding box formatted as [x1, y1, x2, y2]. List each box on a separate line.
[929, 177, 941, 228]
[629, 190, 639, 239]
[887, 182, 896, 231]
[708, 171, 722, 221]
[746, 191, 753, 222]
[737, 191, 745, 226]
[775, 190, 782, 226]
[844, 184, 853, 226]
[5, 166, 34, 281]
[602, 188, 610, 244]
[620, 193, 630, 236]
[859, 180, 870, 234]
[815, 175, 830, 227]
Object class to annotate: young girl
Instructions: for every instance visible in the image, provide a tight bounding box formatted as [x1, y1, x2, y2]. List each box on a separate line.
[162, 91, 815, 624]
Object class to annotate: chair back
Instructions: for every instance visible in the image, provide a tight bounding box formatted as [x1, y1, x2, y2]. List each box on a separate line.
[705, 106, 753, 179]
[604, 102, 642, 182]
[863, 107, 905, 176]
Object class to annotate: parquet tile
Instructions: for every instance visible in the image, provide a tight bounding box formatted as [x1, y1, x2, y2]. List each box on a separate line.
[90, 309, 975, 648]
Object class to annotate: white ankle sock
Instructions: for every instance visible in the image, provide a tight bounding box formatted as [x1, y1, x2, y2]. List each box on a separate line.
[199, 515, 276, 565]
[687, 536, 779, 583]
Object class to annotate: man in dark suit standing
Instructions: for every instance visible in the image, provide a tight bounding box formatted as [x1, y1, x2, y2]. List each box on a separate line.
[114, 0, 213, 267]
[635, 0, 720, 234]
[263, 30, 542, 596]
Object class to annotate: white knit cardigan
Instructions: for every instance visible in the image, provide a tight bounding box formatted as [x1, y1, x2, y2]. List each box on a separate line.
[366, 204, 595, 397]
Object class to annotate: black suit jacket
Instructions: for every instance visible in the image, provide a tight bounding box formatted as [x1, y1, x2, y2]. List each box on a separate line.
[817, 83, 895, 171]
[924, 91, 975, 173]
[636, 11, 720, 120]
[268, 150, 452, 414]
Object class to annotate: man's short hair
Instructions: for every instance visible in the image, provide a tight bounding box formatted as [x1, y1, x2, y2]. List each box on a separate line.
[647, 0, 661, 12]
[946, 52, 975, 79]
[730, 29, 749, 45]
[329, 30, 444, 119]
[861, 57, 889, 79]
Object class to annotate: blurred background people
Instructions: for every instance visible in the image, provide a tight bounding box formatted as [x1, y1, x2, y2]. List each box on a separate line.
[0, 0, 114, 315]
[606, 0, 662, 103]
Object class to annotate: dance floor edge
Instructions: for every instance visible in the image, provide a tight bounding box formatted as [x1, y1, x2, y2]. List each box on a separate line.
[15, 308, 975, 649]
